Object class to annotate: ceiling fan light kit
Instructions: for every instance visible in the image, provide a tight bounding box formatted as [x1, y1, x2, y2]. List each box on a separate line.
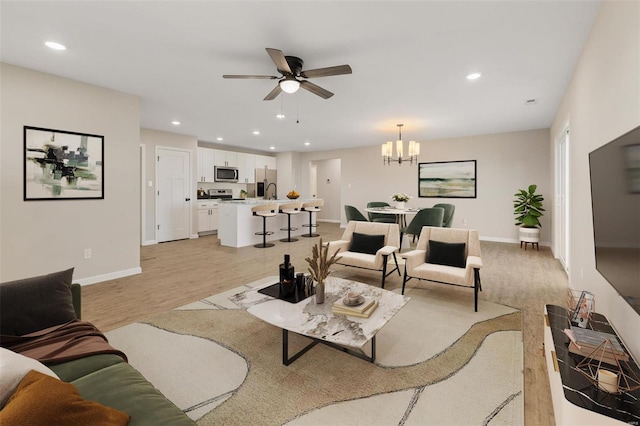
[223, 48, 352, 100]
[382, 124, 420, 166]
[279, 77, 300, 94]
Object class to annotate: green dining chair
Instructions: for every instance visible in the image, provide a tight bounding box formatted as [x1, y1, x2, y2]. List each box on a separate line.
[366, 202, 396, 223]
[433, 203, 455, 227]
[400, 207, 445, 250]
[344, 205, 369, 222]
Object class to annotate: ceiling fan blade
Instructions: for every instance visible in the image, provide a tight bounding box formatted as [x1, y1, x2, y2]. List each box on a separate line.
[263, 84, 283, 101]
[300, 80, 334, 99]
[223, 74, 278, 79]
[300, 64, 352, 78]
[266, 48, 292, 74]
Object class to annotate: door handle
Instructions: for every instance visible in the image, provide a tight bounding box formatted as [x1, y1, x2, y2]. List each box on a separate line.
[185, 198, 191, 201]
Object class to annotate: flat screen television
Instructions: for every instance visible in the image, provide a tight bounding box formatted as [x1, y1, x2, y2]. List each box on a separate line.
[589, 125, 640, 315]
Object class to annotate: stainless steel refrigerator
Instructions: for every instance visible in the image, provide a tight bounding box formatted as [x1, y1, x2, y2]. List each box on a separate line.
[248, 168, 277, 199]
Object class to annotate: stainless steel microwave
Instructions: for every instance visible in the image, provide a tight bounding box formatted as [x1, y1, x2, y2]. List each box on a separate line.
[214, 166, 238, 182]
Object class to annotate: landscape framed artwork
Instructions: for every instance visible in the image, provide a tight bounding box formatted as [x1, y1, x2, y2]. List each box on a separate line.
[24, 126, 104, 200]
[418, 160, 477, 198]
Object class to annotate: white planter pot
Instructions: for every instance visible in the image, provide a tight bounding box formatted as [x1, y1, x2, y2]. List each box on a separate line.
[395, 201, 405, 209]
[519, 227, 540, 243]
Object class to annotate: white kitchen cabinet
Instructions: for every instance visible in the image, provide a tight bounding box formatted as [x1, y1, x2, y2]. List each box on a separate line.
[237, 153, 255, 184]
[254, 154, 276, 170]
[197, 202, 219, 233]
[197, 148, 216, 182]
[214, 149, 237, 167]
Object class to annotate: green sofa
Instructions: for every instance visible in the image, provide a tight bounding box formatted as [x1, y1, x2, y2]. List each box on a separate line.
[0, 269, 195, 425]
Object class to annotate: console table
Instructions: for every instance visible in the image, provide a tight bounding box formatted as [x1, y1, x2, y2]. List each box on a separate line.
[543, 305, 640, 425]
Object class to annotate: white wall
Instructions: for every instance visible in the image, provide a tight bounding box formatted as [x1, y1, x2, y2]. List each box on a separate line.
[550, 0, 640, 359]
[0, 63, 141, 284]
[140, 128, 198, 244]
[298, 128, 550, 242]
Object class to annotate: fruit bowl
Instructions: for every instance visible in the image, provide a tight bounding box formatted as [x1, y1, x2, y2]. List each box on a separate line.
[286, 194, 300, 199]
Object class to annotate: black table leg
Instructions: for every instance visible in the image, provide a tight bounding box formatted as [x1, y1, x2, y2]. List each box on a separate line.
[282, 329, 376, 365]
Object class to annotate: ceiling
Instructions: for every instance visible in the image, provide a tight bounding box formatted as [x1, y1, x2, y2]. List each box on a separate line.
[1, 1, 601, 153]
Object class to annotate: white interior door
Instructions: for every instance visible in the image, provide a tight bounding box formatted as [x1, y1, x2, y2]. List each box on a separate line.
[157, 148, 191, 242]
[310, 164, 317, 197]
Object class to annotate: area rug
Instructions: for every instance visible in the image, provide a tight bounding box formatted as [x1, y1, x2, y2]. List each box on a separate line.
[106, 277, 523, 425]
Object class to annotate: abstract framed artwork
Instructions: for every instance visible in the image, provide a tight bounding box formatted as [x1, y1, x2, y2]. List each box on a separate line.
[24, 126, 104, 200]
[418, 160, 477, 198]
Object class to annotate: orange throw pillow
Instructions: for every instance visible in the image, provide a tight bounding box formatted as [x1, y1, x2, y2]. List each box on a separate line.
[0, 370, 130, 426]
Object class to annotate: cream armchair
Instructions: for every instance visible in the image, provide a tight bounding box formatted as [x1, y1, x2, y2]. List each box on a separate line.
[326, 221, 401, 288]
[401, 227, 483, 311]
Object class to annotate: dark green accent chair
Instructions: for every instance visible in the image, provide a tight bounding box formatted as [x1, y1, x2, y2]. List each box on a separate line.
[366, 202, 396, 223]
[400, 207, 445, 250]
[345, 205, 368, 222]
[433, 203, 455, 227]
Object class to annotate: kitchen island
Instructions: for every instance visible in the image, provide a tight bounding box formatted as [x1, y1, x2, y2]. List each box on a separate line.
[218, 199, 320, 248]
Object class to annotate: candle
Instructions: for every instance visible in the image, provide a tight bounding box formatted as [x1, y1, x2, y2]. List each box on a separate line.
[597, 368, 619, 393]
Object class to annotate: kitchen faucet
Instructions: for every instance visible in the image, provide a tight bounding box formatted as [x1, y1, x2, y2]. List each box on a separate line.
[265, 182, 277, 199]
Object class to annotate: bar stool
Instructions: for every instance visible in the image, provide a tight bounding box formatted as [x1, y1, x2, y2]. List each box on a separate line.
[252, 203, 279, 248]
[301, 199, 324, 238]
[279, 201, 303, 243]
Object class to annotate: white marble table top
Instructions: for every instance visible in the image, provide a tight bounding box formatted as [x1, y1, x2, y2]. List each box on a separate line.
[364, 206, 422, 214]
[230, 276, 409, 349]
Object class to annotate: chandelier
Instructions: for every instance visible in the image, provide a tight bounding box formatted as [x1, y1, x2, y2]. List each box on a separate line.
[381, 124, 420, 166]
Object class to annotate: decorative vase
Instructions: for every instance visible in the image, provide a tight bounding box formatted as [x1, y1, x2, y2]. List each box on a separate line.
[315, 280, 325, 304]
[395, 201, 405, 209]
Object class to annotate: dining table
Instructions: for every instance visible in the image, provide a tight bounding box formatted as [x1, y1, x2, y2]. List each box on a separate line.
[364, 206, 421, 228]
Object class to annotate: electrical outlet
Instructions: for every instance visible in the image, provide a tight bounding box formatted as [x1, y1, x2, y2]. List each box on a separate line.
[462, 219, 468, 225]
[84, 248, 92, 259]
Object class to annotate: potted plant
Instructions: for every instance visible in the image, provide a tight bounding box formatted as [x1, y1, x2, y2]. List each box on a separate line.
[513, 184, 544, 249]
[391, 192, 411, 209]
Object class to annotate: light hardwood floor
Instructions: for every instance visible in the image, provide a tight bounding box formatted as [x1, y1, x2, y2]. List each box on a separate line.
[83, 223, 567, 425]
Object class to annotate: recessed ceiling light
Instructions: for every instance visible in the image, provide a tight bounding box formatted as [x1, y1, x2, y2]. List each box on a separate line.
[466, 73, 481, 80]
[216, 137, 223, 141]
[253, 131, 260, 135]
[45, 41, 66, 51]
[304, 142, 310, 146]
[269, 146, 275, 150]
[171, 121, 181, 125]
[276, 114, 285, 119]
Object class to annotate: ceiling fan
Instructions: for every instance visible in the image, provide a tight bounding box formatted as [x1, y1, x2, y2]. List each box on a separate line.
[223, 48, 352, 100]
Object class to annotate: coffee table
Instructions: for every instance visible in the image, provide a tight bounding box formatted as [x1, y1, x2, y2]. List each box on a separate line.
[230, 276, 409, 365]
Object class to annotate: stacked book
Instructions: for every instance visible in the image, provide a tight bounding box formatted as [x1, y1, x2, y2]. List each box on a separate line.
[332, 296, 378, 318]
[565, 326, 629, 365]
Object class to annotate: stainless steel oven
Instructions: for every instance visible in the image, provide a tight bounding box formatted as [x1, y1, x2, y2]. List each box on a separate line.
[214, 166, 238, 183]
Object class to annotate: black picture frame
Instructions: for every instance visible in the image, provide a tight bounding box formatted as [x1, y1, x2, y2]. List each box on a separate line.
[24, 126, 104, 200]
[418, 160, 477, 198]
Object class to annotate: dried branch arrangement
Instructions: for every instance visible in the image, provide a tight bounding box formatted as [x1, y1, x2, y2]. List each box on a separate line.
[305, 239, 342, 283]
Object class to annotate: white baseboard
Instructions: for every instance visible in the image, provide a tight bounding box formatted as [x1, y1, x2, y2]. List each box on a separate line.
[76, 267, 142, 286]
[190, 234, 199, 239]
[142, 240, 157, 246]
[318, 219, 341, 224]
[480, 236, 550, 246]
[480, 236, 519, 244]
